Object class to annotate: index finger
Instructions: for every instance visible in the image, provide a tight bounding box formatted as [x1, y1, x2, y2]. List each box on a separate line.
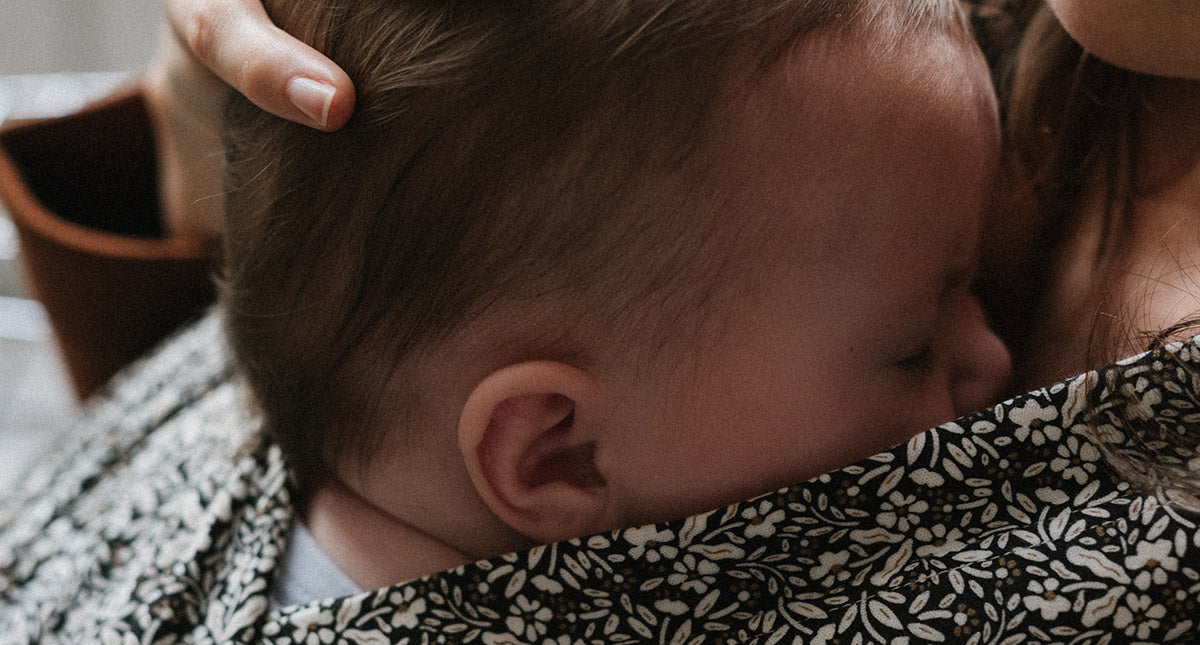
[160, 0, 355, 131]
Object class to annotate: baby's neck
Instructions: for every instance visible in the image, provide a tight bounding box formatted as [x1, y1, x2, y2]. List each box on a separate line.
[303, 477, 479, 590]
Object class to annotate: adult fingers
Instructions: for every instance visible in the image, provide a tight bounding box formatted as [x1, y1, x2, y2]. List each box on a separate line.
[160, 0, 355, 131]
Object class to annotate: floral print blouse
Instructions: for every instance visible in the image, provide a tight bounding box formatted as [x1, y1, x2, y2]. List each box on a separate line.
[3, 308, 1199, 643]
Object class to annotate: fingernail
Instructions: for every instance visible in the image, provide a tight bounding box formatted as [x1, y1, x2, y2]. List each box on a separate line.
[287, 77, 335, 128]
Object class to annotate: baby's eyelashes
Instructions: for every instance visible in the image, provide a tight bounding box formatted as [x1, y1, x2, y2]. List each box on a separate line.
[894, 345, 935, 374]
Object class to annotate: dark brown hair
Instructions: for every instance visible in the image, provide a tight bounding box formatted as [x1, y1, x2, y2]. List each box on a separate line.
[999, 6, 1200, 504]
[984, 7, 1144, 369]
[221, 0, 973, 496]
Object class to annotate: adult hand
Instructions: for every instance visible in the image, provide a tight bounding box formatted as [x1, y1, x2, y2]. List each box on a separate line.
[147, 0, 355, 238]
[145, 26, 225, 239]
[159, 0, 355, 131]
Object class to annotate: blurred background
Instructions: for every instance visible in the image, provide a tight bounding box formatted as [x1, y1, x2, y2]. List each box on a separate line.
[0, 0, 157, 74]
[0, 0, 158, 486]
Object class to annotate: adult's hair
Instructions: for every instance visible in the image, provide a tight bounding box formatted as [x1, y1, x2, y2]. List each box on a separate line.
[1000, 6, 1200, 504]
[221, 0, 973, 496]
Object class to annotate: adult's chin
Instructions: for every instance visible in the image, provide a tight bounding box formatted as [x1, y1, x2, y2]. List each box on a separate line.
[1047, 0, 1200, 80]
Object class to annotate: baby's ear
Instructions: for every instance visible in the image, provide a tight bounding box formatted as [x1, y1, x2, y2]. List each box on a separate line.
[458, 361, 611, 543]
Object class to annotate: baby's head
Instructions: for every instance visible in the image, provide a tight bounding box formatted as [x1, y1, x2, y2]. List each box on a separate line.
[223, 0, 1009, 558]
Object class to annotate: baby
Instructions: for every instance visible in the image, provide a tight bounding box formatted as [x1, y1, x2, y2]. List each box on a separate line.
[220, 0, 1012, 592]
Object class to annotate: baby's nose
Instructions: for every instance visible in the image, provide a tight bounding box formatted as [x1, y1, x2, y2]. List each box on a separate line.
[949, 296, 1012, 416]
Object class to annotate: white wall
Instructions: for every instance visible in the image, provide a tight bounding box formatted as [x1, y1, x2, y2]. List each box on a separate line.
[0, 0, 159, 74]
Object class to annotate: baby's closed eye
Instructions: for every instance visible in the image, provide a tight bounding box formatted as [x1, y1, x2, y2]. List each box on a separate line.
[894, 345, 935, 373]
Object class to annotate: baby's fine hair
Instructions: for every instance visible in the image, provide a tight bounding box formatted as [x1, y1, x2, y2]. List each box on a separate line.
[221, 0, 972, 493]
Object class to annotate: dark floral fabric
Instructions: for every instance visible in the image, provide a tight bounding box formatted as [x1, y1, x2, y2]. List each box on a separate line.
[3, 309, 1200, 644]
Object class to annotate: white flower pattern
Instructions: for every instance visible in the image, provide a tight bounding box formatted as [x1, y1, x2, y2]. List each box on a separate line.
[4, 297, 1200, 643]
[1022, 578, 1070, 621]
[741, 501, 786, 539]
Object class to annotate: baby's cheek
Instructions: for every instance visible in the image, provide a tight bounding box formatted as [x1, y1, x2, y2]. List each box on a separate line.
[877, 377, 957, 443]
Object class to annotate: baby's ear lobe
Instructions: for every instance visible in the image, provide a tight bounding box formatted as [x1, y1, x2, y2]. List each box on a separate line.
[458, 362, 611, 544]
